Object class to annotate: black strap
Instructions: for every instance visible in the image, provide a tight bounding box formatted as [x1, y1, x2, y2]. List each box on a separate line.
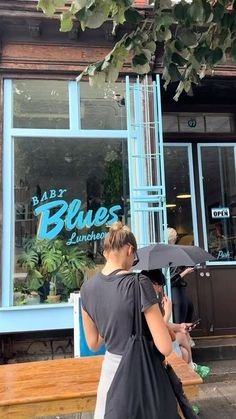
[133, 273, 142, 337]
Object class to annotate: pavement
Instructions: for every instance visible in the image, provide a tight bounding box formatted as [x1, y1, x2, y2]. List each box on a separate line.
[194, 381, 236, 419]
[40, 360, 236, 419]
[191, 359, 236, 419]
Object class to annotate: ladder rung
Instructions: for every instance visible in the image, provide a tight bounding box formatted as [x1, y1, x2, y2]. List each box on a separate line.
[133, 196, 164, 202]
[133, 186, 164, 191]
[134, 207, 165, 213]
[132, 153, 161, 158]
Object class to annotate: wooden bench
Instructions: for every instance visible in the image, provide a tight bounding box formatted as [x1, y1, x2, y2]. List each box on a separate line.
[0, 353, 202, 418]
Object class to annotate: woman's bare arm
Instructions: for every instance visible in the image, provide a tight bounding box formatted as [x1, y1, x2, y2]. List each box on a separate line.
[144, 303, 172, 356]
[81, 307, 104, 352]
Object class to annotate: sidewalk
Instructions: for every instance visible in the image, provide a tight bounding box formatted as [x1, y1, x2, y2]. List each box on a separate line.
[40, 360, 236, 419]
[194, 381, 236, 419]
[190, 359, 236, 418]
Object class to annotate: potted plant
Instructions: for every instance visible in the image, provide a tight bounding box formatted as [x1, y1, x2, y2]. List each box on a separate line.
[17, 238, 95, 304]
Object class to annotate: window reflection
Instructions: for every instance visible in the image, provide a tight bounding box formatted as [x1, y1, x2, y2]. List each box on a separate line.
[80, 82, 126, 130]
[201, 146, 236, 261]
[14, 137, 129, 306]
[13, 80, 69, 129]
[164, 146, 195, 245]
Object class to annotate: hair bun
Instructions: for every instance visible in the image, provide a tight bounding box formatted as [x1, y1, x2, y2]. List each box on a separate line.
[109, 221, 124, 232]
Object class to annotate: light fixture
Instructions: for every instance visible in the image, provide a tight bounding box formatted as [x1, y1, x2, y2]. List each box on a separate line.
[166, 204, 177, 208]
[176, 194, 191, 199]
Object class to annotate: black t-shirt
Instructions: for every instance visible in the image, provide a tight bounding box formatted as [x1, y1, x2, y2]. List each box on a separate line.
[80, 272, 158, 355]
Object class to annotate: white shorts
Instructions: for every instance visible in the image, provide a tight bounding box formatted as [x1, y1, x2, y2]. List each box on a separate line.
[94, 351, 122, 419]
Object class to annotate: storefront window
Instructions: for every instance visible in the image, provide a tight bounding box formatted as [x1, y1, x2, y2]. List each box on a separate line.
[13, 137, 129, 305]
[80, 82, 126, 130]
[13, 80, 69, 129]
[200, 146, 236, 262]
[164, 146, 196, 245]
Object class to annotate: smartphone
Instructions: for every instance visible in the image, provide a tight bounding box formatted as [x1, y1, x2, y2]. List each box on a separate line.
[188, 319, 201, 330]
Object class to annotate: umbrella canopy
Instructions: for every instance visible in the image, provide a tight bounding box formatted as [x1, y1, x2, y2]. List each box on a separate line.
[135, 243, 216, 271]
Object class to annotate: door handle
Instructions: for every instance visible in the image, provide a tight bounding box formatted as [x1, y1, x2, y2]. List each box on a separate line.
[206, 272, 211, 277]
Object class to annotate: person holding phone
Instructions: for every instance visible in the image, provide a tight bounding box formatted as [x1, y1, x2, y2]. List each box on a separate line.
[142, 269, 210, 379]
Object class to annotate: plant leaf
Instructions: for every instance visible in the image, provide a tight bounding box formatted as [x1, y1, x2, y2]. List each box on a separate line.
[60, 11, 74, 32]
[132, 53, 148, 66]
[124, 8, 143, 24]
[177, 28, 198, 47]
[37, 0, 55, 17]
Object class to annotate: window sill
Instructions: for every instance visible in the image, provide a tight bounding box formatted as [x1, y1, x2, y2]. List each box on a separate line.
[0, 303, 74, 333]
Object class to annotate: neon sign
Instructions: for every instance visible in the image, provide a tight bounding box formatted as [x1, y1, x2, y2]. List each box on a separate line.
[32, 189, 122, 245]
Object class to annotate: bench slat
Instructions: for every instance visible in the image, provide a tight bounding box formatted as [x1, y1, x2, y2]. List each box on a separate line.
[0, 353, 202, 418]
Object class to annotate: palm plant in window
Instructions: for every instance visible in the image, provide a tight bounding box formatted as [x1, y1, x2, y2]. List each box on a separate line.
[17, 238, 95, 303]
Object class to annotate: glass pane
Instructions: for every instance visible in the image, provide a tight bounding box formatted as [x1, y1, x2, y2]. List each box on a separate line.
[164, 146, 195, 245]
[13, 80, 69, 129]
[201, 146, 236, 262]
[80, 82, 126, 130]
[14, 137, 129, 306]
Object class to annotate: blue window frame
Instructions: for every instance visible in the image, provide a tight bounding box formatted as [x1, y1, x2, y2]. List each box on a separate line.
[1, 77, 166, 333]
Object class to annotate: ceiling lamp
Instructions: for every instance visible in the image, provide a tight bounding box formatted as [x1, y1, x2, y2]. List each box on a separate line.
[166, 204, 177, 208]
[176, 194, 191, 199]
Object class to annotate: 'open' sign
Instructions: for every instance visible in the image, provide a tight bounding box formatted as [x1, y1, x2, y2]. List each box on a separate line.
[211, 208, 230, 219]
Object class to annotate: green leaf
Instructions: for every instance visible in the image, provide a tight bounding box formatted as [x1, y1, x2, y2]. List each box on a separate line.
[132, 63, 150, 75]
[86, 11, 107, 28]
[73, 0, 87, 10]
[210, 47, 223, 65]
[142, 48, 152, 61]
[168, 63, 183, 82]
[187, 0, 205, 22]
[132, 53, 148, 66]
[124, 8, 143, 24]
[155, 14, 175, 32]
[145, 41, 156, 54]
[106, 66, 119, 82]
[156, 27, 172, 42]
[89, 72, 106, 88]
[54, 0, 65, 6]
[42, 249, 62, 273]
[60, 11, 74, 32]
[75, 6, 87, 20]
[27, 270, 44, 292]
[177, 29, 198, 47]
[37, 0, 55, 17]
[18, 250, 38, 270]
[213, 3, 225, 22]
[175, 40, 185, 52]
[202, 0, 213, 23]
[173, 3, 188, 21]
[232, 39, 236, 61]
[172, 52, 188, 66]
[194, 46, 210, 62]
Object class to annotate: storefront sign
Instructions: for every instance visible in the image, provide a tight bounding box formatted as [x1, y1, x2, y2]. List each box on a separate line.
[217, 250, 231, 260]
[211, 207, 230, 219]
[32, 189, 122, 244]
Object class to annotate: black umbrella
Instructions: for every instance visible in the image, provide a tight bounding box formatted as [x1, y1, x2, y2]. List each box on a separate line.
[135, 243, 216, 270]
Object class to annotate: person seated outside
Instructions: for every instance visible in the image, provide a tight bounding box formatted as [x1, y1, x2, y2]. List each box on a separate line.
[142, 269, 210, 380]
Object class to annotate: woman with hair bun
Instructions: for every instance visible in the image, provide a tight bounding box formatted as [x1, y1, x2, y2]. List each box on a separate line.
[80, 222, 175, 419]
